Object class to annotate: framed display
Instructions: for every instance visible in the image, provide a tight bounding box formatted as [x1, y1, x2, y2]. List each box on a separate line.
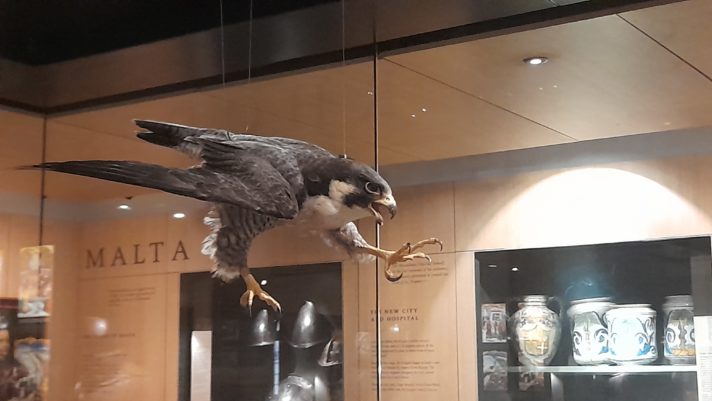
[481, 303, 507, 343]
[18, 245, 54, 319]
[482, 351, 508, 391]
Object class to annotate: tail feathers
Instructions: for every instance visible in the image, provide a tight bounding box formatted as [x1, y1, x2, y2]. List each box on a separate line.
[28, 160, 206, 202]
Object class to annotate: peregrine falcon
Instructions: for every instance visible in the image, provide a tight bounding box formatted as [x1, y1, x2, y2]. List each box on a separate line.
[33, 120, 442, 311]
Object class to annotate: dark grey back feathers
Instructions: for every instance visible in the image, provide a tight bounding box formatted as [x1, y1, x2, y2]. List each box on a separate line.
[31, 120, 385, 219]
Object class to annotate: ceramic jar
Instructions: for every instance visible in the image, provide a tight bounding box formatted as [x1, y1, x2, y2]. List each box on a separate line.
[510, 295, 562, 366]
[567, 297, 614, 365]
[605, 304, 657, 365]
[663, 295, 695, 364]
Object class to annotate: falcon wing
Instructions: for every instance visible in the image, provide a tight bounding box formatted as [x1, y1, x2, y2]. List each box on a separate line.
[33, 159, 299, 219]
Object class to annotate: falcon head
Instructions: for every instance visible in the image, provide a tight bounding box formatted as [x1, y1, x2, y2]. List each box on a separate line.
[305, 157, 397, 225]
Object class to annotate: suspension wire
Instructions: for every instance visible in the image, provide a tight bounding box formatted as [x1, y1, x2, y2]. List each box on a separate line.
[340, 0, 347, 158]
[245, 0, 254, 133]
[371, 1, 382, 400]
[219, 0, 226, 88]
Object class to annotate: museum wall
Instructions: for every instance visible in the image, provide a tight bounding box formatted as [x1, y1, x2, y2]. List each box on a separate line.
[22, 148, 710, 401]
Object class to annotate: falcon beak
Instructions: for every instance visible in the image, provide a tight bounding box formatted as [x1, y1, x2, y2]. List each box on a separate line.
[370, 194, 397, 226]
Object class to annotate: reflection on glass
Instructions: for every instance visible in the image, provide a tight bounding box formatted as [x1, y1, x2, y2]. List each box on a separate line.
[18, 245, 53, 318]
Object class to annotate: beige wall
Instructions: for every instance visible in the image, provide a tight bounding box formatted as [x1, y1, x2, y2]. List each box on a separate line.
[4, 151, 712, 401]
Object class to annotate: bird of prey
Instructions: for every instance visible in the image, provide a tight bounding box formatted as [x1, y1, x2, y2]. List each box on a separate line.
[32, 120, 441, 312]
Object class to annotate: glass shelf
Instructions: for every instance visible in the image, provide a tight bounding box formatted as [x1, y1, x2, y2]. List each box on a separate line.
[507, 365, 698, 375]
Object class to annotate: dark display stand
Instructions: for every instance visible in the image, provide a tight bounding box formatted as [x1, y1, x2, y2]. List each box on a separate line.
[475, 237, 712, 401]
[180, 263, 343, 401]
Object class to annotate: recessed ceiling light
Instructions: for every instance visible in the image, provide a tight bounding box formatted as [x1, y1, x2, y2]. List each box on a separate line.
[410, 114, 416, 118]
[172, 212, 186, 219]
[421, 107, 427, 112]
[487, 264, 497, 268]
[523, 56, 548, 66]
[117, 204, 131, 210]
[511, 267, 519, 272]
[260, 279, 268, 285]
[367, 91, 374, 95]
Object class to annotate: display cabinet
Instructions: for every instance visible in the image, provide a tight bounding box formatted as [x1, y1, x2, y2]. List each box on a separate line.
[475, 237, 712, 401]
[180, 263, 343, 401]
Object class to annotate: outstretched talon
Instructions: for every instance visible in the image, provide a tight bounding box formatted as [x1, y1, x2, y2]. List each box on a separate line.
[240, 275, 282, 314]
[382, 238, 443, 282]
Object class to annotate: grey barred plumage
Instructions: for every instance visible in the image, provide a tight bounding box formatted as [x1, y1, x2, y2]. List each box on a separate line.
[204, 204, 278, 282]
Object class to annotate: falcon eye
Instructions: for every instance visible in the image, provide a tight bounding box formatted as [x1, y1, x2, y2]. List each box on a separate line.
[364, 182, 381, 195]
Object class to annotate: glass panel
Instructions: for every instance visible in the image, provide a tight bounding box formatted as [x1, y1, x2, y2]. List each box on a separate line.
[207, 3, 378, 399]
[8, 1, 712, 401]
[38, 4, 227, 401]
[375, 1, 712, 401]
[0, 108, 45, 399]
[35, 2, 378, 401]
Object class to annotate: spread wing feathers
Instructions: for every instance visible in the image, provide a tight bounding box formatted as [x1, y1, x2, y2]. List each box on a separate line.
[34, 160, 300, 219]
[133, 119, 334, 162]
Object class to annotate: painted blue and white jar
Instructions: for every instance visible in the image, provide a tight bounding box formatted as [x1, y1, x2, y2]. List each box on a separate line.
[567, 297, 613, 365]
[663, 295, 695, 364]
[605, 304, 657, 365]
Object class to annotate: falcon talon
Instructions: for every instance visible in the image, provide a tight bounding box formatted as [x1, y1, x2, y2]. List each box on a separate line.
[385, 271, 404, 282]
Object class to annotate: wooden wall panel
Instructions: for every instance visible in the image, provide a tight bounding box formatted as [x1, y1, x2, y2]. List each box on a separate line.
[380, 182, 455, 254]
[75, 274, 168, 401]
[454, 156, 712, 252]
[43, 219, 81, 401]
[455, 251, 476, 401]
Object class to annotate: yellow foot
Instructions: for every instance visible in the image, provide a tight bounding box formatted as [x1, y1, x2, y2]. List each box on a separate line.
[384, 238, 443, 282]
[240, 276, 282, 313]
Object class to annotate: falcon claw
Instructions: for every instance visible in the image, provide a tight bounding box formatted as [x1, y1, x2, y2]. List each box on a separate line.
[240, 290, 256, 317]
[385, 270, 404, 282]
[240, 287, 281, 314]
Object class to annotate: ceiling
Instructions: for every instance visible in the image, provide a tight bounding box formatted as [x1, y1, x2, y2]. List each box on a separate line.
[0, 0, 336, 65]
[2, 0, 712, 203]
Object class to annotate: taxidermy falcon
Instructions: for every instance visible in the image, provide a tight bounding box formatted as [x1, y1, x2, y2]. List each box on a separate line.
[32, 120, 441, 312]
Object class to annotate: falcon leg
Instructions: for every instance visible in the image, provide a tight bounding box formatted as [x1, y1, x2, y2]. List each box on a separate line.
[239, 268, 281, 313]
[358, 238, 443, 282]
[328, 223, 442, 282]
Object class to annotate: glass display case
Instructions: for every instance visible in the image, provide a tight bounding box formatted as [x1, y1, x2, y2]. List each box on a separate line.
[475, 237, 712, 401]
[3, 1, 712, 401]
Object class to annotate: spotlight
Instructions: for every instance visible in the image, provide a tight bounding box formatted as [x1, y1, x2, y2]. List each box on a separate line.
[117, 204, 131, 210]
[172, 212, 186, 219]
[523, 56, 548, 66]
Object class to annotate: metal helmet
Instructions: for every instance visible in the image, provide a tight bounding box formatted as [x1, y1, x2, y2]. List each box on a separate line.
[288, 301, 332, 348]
[318, 330, 343, 366]
[245, 309, 279, 346]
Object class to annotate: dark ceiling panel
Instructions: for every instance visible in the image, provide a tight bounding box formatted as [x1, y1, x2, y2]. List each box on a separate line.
[0, 0, 336, 65]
